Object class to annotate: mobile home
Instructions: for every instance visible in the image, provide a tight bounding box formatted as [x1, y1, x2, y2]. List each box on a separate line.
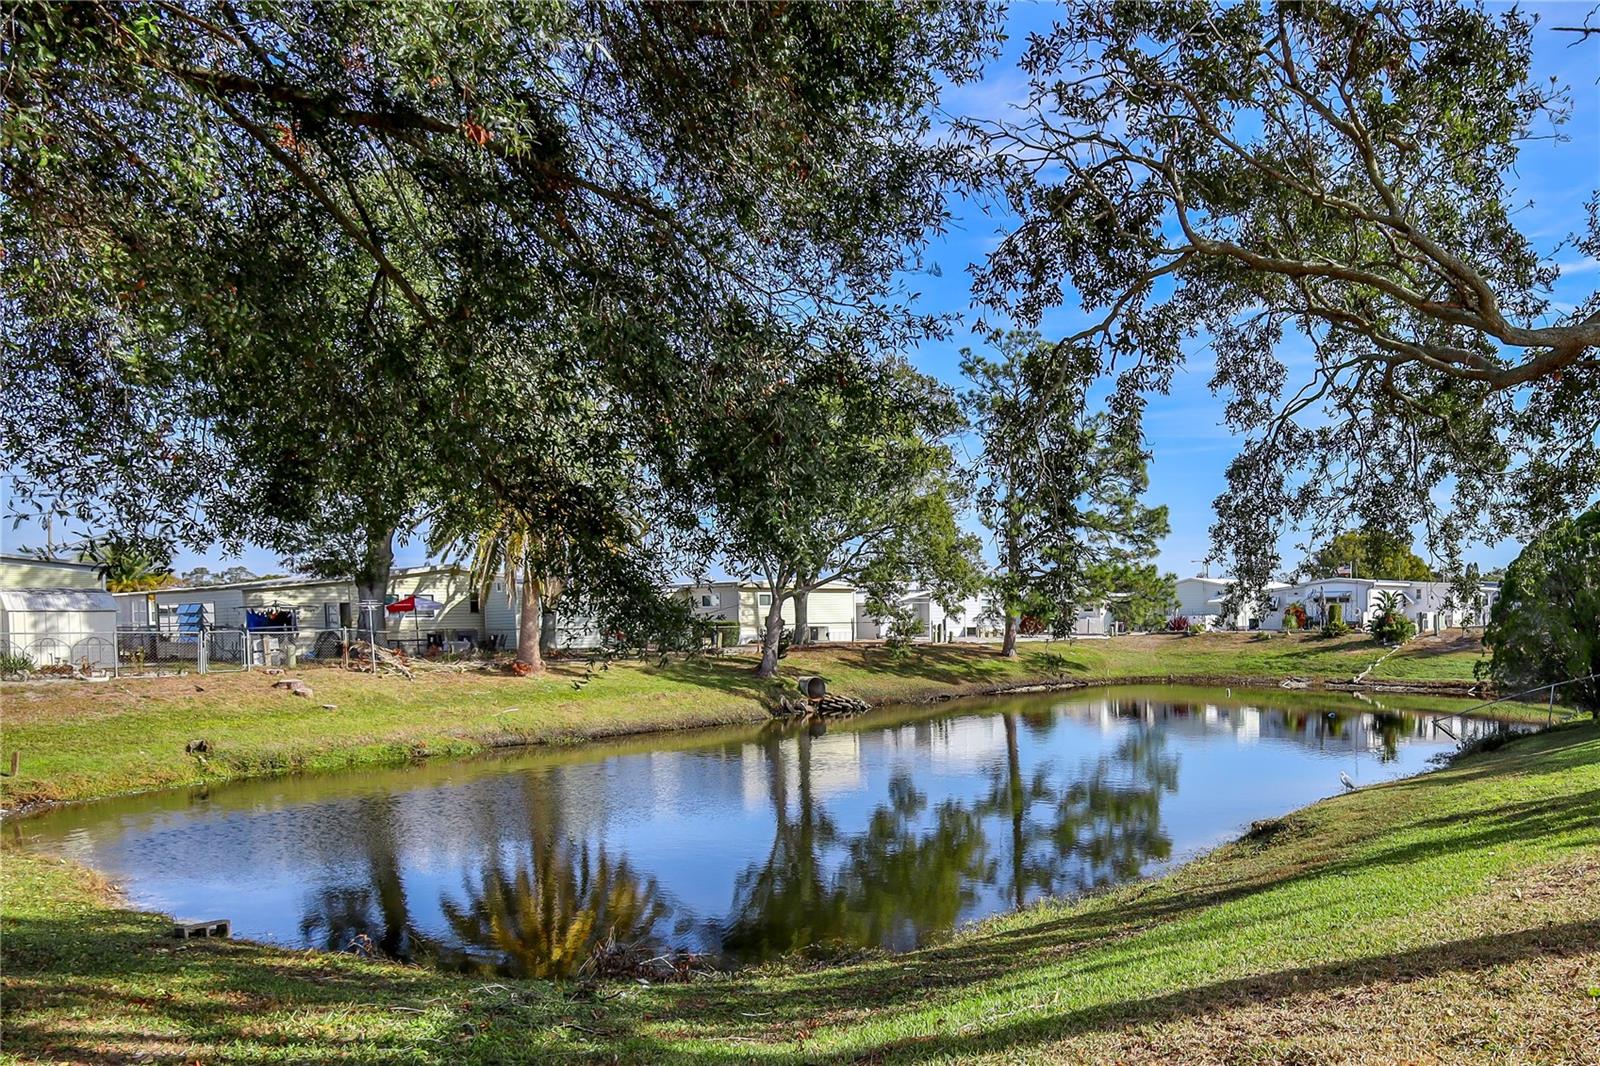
[682, 580, 859, 644]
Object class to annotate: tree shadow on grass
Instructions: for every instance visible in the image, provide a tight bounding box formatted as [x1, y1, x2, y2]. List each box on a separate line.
[801, 918, 1600, 1065]
[1, 908, 496, 1063]
[602, 727, 1600, 1058]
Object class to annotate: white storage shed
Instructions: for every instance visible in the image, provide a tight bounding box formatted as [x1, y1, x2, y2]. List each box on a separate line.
[0, 555, 118, 671]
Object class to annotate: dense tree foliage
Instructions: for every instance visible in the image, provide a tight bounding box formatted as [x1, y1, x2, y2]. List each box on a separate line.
[702, 356, 982, 677]
[1, 2, 997, 633]
[1093, 562, 1178, 633]
[963, 331, 1167, 656]
[1300, 530, 1435, 582]
[969, 1, 1599, 611]
[1481, 508, 1600, 716]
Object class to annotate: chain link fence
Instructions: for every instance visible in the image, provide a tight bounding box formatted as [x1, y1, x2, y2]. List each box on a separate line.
[0, 631, 120, 677]
[1, 625, 498, 680]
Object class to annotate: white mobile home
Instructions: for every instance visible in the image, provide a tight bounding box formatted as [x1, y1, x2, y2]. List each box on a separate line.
[853, 590, 1001, 643]
[1171, 577, 1292, 630]
[855, 591, 1114, 641]
[480, 576, 607, 652]
[682, 580, 858, 644]
[0, 554, 118, 670]
[1261, 578, 1498, 632]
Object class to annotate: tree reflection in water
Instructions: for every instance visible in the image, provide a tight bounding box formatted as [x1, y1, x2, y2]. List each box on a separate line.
[435, 841, 667, 978]
[721, 711, 1179, 962]
[982, 713, 1179, 907]
[289, 698, 1455, 974]
[298, 795, 427, 963]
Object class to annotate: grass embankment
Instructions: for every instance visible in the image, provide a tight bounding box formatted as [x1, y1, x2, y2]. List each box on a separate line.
[4, 720, 1596, 1064]
[1, 631, 1506, 808]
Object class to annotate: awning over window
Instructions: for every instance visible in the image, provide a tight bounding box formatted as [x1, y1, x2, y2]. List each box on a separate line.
[0, 587, 117, 613]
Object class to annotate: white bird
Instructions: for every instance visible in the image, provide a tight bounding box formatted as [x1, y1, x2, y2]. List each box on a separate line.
[1339, 771, 1357, 791]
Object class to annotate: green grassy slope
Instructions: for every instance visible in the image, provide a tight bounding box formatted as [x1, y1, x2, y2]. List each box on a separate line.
[0, 631, 1510, 808]
[3, 721, 1595, 1064]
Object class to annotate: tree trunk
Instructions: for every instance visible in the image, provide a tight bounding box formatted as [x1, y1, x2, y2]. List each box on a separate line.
[1001, 495, 1022, 658]
[756, 593, 787, 678]
[517, 574, 544, 673]
[793, 587, 810, 646]
[354, 525, 396, 643]
[1002, 613, 1019, 658]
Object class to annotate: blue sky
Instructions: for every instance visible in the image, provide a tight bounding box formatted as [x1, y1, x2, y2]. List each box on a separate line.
[3, 2, 1597, 580]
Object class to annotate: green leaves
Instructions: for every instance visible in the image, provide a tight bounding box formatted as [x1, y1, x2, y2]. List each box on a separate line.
[969, 1, 1599, 597]
[2, 1, 995, 600]
[1483, 507, 1600, 716]
[963, 330, 1167, 641]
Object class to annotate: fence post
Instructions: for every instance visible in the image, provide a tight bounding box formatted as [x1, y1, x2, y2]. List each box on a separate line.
[197, 630, 209, 674]
[1548, 685, 1555, 726]
[241, 628, 251, 672]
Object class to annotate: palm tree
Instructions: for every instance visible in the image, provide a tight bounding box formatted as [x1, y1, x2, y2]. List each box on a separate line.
[453, 509, 566, 675]
[76, 536, 174, 592]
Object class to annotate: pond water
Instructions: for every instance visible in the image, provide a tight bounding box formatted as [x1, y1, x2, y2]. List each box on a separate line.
[13, 685, 1529, 977]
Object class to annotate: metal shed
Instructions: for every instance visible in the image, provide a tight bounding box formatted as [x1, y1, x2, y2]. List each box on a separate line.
[0, 587, 119, 671]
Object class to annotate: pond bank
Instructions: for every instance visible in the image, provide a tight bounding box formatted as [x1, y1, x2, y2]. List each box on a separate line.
[4, 719, 1595, 1063]
[0, 631, 1535, 811]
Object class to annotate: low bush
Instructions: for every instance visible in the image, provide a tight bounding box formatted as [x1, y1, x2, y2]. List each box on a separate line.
[0, 651, 33, 680]
[1368, 613, 1416, 644]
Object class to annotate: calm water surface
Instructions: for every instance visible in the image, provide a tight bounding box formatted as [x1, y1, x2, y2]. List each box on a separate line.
[14, 686, 1527, 976]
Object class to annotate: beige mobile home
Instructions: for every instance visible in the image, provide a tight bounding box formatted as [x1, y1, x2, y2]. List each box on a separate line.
[113, 564, 488, 647]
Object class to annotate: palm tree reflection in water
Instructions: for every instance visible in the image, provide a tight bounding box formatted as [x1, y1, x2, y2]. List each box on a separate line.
[299, 780, 670, 979]
[434, 771, 669, 978]
[436, 841, 668, 978]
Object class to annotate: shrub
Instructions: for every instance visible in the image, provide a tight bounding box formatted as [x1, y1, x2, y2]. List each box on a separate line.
[1318, 603, 1350, 637]
[0, 651, 33, 680]
[1482, 506, 1600, 717]
[884, 615, 926, 651]
[1166, 614, 1190, 633]
[1367, 592, 1417, 644]
[710, 620, 742, 649]
[1282, 602, 1308, 630]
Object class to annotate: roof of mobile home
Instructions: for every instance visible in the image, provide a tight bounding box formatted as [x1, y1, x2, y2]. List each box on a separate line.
[108, 564, 466, 598]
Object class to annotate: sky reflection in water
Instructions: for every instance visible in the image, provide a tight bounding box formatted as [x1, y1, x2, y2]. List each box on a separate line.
[16, 686, 1526, 976]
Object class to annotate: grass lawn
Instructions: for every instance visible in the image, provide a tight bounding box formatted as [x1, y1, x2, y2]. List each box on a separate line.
[4, 719, 1595, 1063]
[0, 631, 1528, 808]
